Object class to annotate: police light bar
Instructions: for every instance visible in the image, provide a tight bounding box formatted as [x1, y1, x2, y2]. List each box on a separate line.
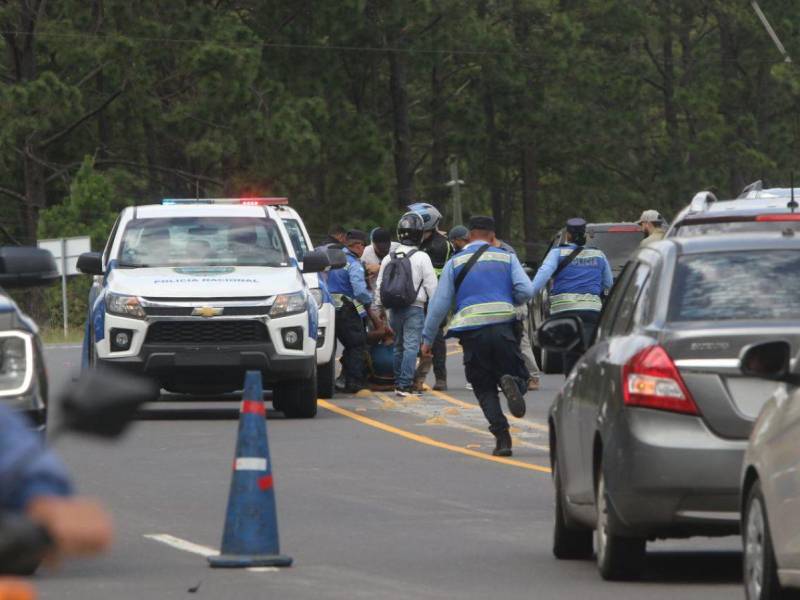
[162, 197, 289, 206]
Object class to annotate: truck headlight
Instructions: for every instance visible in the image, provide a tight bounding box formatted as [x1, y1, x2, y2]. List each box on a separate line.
[270, 291, 307, 317]
[106, 293, 146, 319]
[309, 288, 323, 308]
[0, 332, 34, 397]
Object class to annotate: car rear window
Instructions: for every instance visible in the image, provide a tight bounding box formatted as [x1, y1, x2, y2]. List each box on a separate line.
[669, 250, 800, 321]
[673, 220, 800, 237]
[587, 231, 641, 269]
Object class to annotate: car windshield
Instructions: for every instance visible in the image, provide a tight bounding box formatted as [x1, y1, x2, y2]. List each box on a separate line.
[116, 217, 290, 267]
[669, 250, 800, 321]
[587, 230, 642, 269]
[673, 220, 800, 237]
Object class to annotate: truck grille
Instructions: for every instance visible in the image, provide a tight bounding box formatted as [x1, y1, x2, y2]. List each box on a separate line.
[145, 321, 269, 345]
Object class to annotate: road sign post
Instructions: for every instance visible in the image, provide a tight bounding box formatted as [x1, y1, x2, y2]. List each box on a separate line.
[37, 236, 91, 338]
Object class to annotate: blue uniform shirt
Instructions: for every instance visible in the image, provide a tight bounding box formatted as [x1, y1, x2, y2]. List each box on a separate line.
[531, 243, 613, 296]
[0, 407, 73, 510]
[326, 249, 372, 307]
[422, 241, 534, 345]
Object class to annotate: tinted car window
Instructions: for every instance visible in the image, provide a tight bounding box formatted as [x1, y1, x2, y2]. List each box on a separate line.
[596, 261, 635, 341]
[670, 250, 800, 321]
[611, 263, 651, 336]
[673, 220, 800, 237]
[587, 231, 642, 270]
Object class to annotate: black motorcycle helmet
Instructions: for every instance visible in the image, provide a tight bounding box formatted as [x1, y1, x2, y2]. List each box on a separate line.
[397, 212, 425, 246]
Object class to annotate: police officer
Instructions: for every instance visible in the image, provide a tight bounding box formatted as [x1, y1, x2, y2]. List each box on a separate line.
[421, 216, 534, 457]
[326, 229, 373, 393]
[409, 202, 452, 391]
[0, 405, 113, 567]
[531, 218, 613, 374]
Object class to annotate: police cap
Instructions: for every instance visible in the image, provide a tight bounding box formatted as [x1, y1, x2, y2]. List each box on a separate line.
[468, 215, 495, 232]
[565, 218, 587, 234]
[346, 229, 368, 243]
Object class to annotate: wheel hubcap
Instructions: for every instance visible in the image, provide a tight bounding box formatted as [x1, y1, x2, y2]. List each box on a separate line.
[596, 475, 608, 564]
[745, 497, 765, 600]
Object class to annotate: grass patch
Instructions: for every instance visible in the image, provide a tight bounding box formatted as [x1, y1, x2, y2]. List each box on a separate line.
[40, 327, 85, 345]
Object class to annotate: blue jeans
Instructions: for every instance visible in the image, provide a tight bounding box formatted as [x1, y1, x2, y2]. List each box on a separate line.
[389, 306, 425, 388]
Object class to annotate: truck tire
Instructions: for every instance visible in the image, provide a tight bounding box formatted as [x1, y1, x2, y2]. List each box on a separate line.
[275, 369, 318, 419]
[316, 340, 336, 399]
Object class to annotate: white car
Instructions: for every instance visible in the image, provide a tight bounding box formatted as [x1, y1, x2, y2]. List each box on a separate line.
[740, 340, 800, 599]
[77, 197, 335, 418]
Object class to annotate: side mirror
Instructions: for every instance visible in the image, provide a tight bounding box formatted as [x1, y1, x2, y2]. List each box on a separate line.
[536, 316, 585, 354]
[326, 248, 347, 270]
[301, 250, 330, 274]
[0, 247, 59, 288]
[740, 340, 795, 383]
[56, 368, 160, 438]
[77, 251, 103, 275]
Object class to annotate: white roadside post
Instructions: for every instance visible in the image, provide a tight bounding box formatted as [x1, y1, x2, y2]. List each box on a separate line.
[446, 158, 465, 227]
[37, 236, 92, 338]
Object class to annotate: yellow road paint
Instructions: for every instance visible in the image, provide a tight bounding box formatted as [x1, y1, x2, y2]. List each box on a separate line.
[443, 407, 460, 416]
[382, 398, 399, 409]
[466, 444, 481, 449]
[426, 388, 476, 410]
[318, 399, 551, 474]
[425, 415, 448, 425]
[355, 389, 372, 398]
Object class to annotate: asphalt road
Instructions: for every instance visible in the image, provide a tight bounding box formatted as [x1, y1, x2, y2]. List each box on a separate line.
[35, 343, 743, 599]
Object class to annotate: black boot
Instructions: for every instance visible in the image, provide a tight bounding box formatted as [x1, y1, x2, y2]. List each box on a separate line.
[499, 374, 527, 418]
[493, 430, 512, 457]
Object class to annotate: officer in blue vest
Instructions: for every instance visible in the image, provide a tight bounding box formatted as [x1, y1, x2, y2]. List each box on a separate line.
[327, 229, 373, 393]
[531, 217, 613, 374]
[421, 216, 534, 456]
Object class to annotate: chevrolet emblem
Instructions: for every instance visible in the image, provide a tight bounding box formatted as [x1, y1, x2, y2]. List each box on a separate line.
[192, 306, 223, 318]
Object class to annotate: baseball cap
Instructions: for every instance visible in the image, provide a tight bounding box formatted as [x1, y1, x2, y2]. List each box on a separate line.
[448, 225, 469, 241]
[636, 209, 663, 224]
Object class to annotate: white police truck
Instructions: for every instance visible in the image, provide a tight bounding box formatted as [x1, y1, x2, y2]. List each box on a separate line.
[77, 197, 338, 418]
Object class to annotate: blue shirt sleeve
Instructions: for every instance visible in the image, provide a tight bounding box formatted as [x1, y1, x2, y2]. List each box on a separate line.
[602, 256, 613, 291]
[0, 407, 73, 511]
[422, 260, 455, 345]
[531, 248, 561, 295]
[510, 254, 535, 305]
[348, 259, 373, 306]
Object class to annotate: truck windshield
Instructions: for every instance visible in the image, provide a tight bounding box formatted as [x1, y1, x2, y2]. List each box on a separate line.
[669, 250, 800, 321]
[587, 230, 642, 270]
[117, 217, 290, 267]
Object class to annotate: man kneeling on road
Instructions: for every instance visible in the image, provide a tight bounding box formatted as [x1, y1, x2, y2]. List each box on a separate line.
[421, 216, 534, 457]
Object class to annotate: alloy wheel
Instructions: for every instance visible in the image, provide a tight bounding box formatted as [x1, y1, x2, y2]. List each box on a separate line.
[745, 496, 766, 600]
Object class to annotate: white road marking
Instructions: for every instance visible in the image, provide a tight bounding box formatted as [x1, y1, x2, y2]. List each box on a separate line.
[144, 533, 280, 573]
[45, 343, 82, 349]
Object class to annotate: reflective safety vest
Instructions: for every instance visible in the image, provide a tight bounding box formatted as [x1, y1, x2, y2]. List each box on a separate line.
[550, 245, 607, 313]
[447, 244, 516, 334]
[326, 252, 367, 317]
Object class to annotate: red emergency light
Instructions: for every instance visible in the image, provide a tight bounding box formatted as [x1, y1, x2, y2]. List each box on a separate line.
[755, 214, 800, 221]
[239, 197, 289, 206]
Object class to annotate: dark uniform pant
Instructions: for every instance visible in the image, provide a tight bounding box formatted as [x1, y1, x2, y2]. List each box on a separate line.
[335, 302, 367, 387]
[460, 322, 529, 435]
[558, 309, 601, 375]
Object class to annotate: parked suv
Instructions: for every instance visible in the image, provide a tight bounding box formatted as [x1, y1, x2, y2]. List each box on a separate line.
[669, 182, 800, 238]
[529, 222, 640, 373]
[541, 232, 800, 581]
[77, 198, 333, 418]
[0, 247, 59, 430]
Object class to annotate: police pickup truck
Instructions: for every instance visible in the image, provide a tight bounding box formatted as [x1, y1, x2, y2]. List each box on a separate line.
[76, 198, 338, 418]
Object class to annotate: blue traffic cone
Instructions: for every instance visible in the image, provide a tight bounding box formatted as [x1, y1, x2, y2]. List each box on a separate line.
[208, 370, 293, 568]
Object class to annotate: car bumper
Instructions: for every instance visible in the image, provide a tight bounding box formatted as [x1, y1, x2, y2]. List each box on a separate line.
[604, 407, 746, 538]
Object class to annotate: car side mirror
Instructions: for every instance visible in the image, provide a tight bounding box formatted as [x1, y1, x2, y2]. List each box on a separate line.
[326, 248, 347, 270]
[0, 247, 59, 288]
[56, 368, 160, 439]
[740, 340, 797, 383]
[301, 250, 330, 274]
[536, 316, 585, 354]
[77, 251, 103, 275]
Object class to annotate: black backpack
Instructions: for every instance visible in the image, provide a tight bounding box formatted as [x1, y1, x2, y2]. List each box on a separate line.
[380, 249, 422, 309]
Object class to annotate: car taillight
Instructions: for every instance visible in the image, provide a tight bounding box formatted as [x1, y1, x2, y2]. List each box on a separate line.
[755, 214, 800, 222]
[622, 345, 700, 415]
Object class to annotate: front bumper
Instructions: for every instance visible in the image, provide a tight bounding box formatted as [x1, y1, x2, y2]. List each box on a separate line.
[604, 407, 746, 538]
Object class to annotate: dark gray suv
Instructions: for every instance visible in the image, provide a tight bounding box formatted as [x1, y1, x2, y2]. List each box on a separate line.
[542, 233, 800, 581]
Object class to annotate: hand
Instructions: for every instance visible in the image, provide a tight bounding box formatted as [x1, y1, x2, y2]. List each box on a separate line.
[420, 343, 432, 358]
[27, 496, 113, 560]
[365, 263, 380, 276]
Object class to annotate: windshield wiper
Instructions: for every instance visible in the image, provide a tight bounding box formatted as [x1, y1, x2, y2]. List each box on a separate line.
[116, 261, 151, 268]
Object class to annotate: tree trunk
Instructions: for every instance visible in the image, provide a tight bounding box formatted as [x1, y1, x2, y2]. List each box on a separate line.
[483, 90, 504, 238]
[388, 50, 415, 209]
[428, 60, 448, 212]
[521, 145, 538, 262]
